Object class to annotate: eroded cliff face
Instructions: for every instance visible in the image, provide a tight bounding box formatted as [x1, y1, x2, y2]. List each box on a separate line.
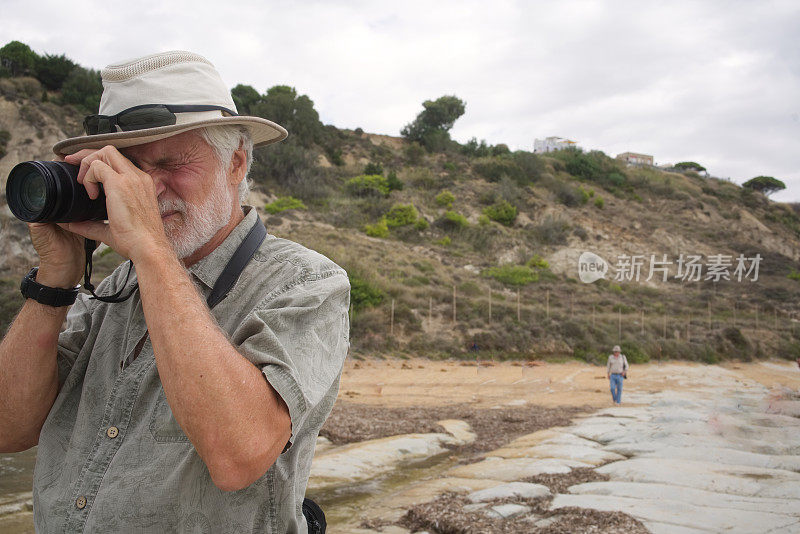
[0, 80, 84, 278]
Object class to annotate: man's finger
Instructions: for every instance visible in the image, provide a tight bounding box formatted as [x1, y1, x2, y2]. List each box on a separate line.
[59, 221, 111, 245]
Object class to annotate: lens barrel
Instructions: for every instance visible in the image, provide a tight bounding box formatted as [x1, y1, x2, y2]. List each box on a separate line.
[6, 161, 107, 223]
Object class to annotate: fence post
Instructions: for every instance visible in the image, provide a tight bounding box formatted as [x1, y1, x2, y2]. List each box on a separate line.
[453, 285, 457, 324]
[546, 290, 550, 319]
[390, 299, 395, 337]
[641, 309, 645, 335]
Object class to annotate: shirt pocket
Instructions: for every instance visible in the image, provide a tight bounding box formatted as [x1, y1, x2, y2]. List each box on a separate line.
[149, 388, 190, 443]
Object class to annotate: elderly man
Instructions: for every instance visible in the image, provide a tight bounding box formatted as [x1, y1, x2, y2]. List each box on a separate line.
[606, 345, 629, 405]
[0, 51, 348, 533]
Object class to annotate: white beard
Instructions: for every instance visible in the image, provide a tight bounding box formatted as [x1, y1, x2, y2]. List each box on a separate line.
[159, 168, 234, 259]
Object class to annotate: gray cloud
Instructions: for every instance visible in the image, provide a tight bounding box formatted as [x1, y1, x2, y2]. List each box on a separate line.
[2, 0, 798, 199]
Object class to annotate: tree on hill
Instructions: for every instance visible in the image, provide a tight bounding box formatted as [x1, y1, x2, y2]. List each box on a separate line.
[742, 176, 786, 196]
[35, 53, 77, 91]
[674, 161, 706, 172]
[401, 95, 465, 152]
[0, 40, 38, 76]
[61, 67, 103, 113]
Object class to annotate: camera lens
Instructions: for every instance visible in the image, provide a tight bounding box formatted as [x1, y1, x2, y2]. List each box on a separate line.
[6, 161, 107, 223]
[18, 169, 47, 213]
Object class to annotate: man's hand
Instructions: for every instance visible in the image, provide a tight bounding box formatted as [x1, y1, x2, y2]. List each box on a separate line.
[61, 146, 171, 263]
[28, 221, 85, 288]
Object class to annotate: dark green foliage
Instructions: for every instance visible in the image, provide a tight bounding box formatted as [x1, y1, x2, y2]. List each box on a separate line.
[473, 152, 544, 185]
[35, 53, 76, 90]
[401, 95, 465, 152]
[231, 84, 261, 114]
[386, 171, 404, 192]
[364, 161, 384, 176]
[0, 41, 38, 76]
[492, 143, 510, 156]
[346, 174, 391, 197]
[742, 175, 786, 196]
[461, 137, 492, 157]
[552, 147, 629, 191]
[60, 67, 103, 112]
[674, 161, 706, 172]
[483, 200, 517, 226]
[349, 272, 385, 311]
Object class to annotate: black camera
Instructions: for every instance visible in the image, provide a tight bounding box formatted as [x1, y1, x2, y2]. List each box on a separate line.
[6, 161, 107, 223]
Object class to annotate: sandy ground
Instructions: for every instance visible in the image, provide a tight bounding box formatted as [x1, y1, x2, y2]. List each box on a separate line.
[337, 357, 800, 409]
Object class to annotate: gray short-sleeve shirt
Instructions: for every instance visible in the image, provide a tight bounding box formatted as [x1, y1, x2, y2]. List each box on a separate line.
[33, 207, 350, 533]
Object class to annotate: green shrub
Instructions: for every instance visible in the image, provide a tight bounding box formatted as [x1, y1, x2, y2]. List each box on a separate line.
[364, 219, 389, 237]
[788, 270, 800, 282]
[621, 342, 650, 364]
[483, 200, 517, 226]
[386, 171, 404, 192]
[384, 204, 419, 227]
[35, 53, 76, 90]
[478, 214, 490, 226]
[482, 265, 538, 286]
[473, 156, 524, 183]
[414, 217, 429, 231]
[435, 236, 451, 246]
[594, 196, 605, 209]
[435, 190, 455, 207]
[578, 185, 592, 204]
[443, 161, 457, 172]
[264, 196, 306, 214]
[346, 174, 390, 197]
[526, 254, 549, 269]
[364, 161, 383, 175]
[440, 210, 469, 230]
[60, 66, 102, 112]
[0, 41, 38, 76]
[349, 272, 385, 311]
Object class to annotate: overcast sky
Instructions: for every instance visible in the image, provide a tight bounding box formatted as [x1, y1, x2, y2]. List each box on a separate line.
[3, 0, 799, 201]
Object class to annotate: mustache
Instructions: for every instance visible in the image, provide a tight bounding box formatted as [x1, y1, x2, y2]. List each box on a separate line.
[158, 197, 187, 216]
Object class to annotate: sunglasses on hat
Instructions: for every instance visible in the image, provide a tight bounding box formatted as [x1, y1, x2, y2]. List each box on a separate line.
[83, 104, 238, 135]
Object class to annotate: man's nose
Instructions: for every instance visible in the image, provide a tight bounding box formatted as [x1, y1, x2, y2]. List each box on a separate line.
[149, 171, 167, 197]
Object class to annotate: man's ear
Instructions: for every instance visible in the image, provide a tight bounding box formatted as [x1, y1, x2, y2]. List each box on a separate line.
[228, 145, 247, 186]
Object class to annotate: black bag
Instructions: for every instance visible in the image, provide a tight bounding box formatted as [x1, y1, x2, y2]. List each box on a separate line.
[303, 498, 326, 534]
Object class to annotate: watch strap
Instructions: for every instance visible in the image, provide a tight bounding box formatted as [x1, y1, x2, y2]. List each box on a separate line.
[20, 267, 80, 307]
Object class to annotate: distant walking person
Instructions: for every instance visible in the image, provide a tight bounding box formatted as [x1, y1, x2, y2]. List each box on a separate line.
[607, 345, 629, 405]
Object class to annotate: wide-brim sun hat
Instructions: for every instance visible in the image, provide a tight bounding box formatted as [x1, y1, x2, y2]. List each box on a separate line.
[612, 345, 621, 352]
[53, 51, 287, 156]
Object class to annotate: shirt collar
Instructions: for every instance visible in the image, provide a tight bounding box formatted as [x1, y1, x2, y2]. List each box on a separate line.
[188, 206, 259, 289]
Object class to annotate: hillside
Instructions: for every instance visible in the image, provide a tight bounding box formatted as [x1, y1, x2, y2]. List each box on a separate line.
[1, 75, 800, 364]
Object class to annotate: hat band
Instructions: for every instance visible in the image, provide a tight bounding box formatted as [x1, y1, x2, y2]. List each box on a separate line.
[83, 104, 238, 135]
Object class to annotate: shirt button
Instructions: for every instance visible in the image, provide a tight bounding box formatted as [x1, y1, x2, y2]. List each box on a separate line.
[76, 496, 87, 509]
[106, 426, 119, 439]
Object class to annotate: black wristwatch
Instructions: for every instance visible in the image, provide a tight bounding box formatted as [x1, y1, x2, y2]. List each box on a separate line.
[20, 267, 80, 307]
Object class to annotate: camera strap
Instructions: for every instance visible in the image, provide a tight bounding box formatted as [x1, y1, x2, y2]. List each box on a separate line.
[82, 214, 267, 306]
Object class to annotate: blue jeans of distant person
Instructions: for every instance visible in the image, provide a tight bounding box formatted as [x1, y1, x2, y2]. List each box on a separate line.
[610, 373, 624, 403]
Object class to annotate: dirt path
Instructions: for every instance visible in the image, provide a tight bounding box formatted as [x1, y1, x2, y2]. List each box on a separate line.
[337, 358, 800, 410]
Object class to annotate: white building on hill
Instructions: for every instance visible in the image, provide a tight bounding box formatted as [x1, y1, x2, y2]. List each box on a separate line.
[534, 136, 578, 153]
[616, 152, 654, 166]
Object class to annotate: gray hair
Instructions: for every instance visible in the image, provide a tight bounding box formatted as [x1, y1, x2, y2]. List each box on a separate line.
[197, 125, 254, 203]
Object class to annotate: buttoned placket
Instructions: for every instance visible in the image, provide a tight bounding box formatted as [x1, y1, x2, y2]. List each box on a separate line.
[63, 311, 154, 531]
